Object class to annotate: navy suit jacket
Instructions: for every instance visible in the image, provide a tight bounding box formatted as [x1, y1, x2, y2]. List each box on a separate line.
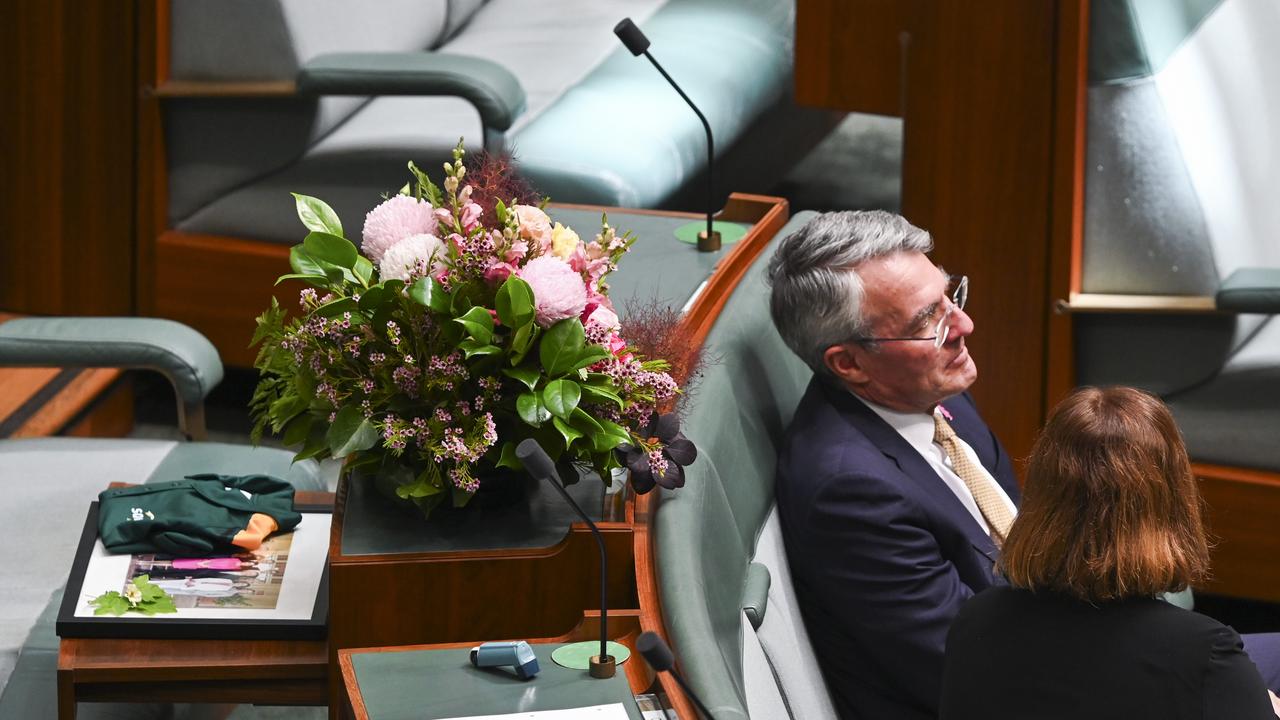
[775, 377, 1020, 720]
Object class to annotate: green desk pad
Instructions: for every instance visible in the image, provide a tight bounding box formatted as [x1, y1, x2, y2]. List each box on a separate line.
[349, 643, 642, 719]
[549, 207, 729, 310]
[341, 208, 748, 556]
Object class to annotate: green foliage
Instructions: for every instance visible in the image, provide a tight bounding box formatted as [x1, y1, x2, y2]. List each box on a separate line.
[250, 153, 685, 519]
[89, 575, 177, 616]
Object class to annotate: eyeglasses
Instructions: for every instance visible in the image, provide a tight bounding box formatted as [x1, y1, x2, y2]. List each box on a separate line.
[858, 275, 968, 350]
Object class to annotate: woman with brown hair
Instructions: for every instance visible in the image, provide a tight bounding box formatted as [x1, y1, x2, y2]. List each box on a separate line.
[940, 386, 1278, 719]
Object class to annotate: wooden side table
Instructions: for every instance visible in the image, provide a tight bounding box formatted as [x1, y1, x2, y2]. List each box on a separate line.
[56, 490, 334, 720]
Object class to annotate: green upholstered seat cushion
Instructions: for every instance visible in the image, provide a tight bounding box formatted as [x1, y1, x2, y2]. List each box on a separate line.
[1216, 267, 1280, 313]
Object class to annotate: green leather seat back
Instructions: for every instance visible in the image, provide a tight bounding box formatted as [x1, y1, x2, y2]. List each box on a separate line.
[655, 212, 821, 718]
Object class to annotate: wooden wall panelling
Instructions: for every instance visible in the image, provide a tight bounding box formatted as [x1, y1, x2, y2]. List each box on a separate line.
[796, 0, 1085, 467]
[898, 0, 1060, 470]
[0, 1, 138, 316]
[1044, 0, 1090, 415]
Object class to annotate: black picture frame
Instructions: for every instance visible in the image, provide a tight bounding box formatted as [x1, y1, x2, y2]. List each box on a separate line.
[56, 501, 330, 641]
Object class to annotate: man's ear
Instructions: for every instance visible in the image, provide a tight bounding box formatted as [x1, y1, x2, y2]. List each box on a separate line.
[823, 343, 871, 387]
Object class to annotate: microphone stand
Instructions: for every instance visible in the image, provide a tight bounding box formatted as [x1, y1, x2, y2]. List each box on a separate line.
[541, 466, 613, 678]
[615, 18, 720, 252]
[516, 439, 616, 678]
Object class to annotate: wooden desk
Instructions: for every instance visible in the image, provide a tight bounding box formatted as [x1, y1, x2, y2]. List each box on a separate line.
[56, 490, 334, 720]
[325, 195, 789, 713]
[339, 615, 650, 720]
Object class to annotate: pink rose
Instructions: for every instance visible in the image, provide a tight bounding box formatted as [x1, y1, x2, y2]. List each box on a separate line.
[461, 202, 483, 232]
[513, 205, 553, 252]
[585, 304, 620, 333]
[484, 261, 516, 285]
[607, 334, 633, 363]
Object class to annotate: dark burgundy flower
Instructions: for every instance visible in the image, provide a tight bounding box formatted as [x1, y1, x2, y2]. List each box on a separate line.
[617, 412, 698, 494]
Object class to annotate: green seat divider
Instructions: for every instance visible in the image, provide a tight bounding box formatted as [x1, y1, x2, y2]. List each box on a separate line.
[742, 562, 771, 631]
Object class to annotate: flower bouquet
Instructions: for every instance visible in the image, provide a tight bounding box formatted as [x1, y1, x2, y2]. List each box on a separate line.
[250, 143, 695, 516]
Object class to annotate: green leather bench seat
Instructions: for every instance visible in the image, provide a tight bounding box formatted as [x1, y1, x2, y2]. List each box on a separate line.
[654, 211, 839, 718]
[167, 0, 834, 244]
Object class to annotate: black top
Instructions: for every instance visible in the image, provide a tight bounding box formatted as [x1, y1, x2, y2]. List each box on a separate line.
[941, 586, 1275, 720]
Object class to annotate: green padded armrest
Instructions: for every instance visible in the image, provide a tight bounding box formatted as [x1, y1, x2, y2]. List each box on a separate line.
[742, 561, 771, 631]
[0, 317, 222, 439]
[1216, 267, 1280, 313]
[297, 52, 526, 132]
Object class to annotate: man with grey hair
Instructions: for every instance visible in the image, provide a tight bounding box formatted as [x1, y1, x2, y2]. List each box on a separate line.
[768, 210, 1019, 720]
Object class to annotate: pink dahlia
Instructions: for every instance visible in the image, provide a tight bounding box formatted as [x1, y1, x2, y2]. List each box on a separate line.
[362, 195, 438, 263]
[519, 256, 588, 327]
[378, 233, 445, 282]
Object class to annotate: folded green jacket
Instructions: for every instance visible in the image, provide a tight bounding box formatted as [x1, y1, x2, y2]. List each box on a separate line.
[97, 474, 302, 555]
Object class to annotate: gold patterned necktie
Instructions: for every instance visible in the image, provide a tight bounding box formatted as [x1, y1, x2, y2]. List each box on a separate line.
[932, 413, 1015, 545]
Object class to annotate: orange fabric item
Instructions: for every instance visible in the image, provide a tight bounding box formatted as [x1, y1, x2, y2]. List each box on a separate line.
[232, 513, 279, 550]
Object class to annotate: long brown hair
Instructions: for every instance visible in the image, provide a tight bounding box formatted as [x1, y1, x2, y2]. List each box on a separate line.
[999, 386, 1210, 602]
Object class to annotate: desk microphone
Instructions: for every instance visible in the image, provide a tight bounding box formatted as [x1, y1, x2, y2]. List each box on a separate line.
[516, 438, 615, 678]
[614, 17, 721, 252]
[636, 631, 717, 720]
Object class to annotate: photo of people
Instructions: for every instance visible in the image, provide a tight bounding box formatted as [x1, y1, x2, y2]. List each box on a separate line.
[124, 532, 295, 610]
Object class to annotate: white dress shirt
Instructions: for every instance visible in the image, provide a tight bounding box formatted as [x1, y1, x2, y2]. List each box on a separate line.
[856, 395, 1017, 535]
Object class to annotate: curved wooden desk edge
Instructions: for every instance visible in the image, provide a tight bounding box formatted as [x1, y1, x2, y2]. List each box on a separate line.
[633, 194, 790, 720]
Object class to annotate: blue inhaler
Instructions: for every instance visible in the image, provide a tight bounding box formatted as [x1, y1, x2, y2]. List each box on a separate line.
[469, 640, 540, 680]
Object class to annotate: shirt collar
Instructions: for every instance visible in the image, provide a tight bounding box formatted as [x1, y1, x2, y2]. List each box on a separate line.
[852, 393, 939, 450]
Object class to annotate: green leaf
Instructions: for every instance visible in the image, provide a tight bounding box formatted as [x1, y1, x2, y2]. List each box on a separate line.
[144, 594, 177, 615]
[495, 198, 508, 225]
[454, 306, 494, 344]
[542, 379, 581, 420]
[409, 276, 452, 313]
[292, 192, 344, 237]
[459, 339, 501, 358]
[90, 592, 130, 616]
[353, 255, 374, 285]
[510, 322, 537, 365]
[293, 432, 330, 462]
[540, 319, 586, 377]
[596, 417, 634, 449]
[274, 272, 329, 287]
[357, 285, 391, 313]
[289, 245, 329, 278]
[569, 407, 604, 436]
[315, 297, 359, 318]
[569, 345, 612, 372]
[495, 276, 535, 329]
[517, 391, 551, 427]
[281, 414, 314, 446]
[303, 231, 358, 270]
[553, 416, 583, 447]
[496, 441, 523, 470]
[326, 405, 379, 458]
[581, 383, 624, 409]
[502, 365, 541, 391]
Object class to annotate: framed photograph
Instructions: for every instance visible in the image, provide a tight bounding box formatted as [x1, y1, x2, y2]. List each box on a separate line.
[56, 501, 330, 640]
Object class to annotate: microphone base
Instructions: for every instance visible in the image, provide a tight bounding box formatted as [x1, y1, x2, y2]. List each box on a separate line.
[697, 230, 722, 252]
[589, 655, 617, 679]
